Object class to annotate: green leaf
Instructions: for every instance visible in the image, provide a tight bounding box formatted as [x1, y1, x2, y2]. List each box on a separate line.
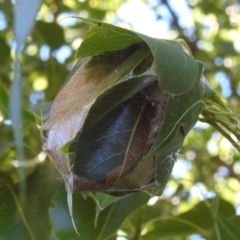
[0, 37, 11, 64]
[0, 184, 28, 240]
[145, 63, 205, 159]
[50, 191, 149, 240]
[209, 197, 239, 240]
[76, 18, 142, 58]
[29, 102, 52, 125]
[230, 215, 240, 227]
[34, 21, 65, 50]
[89, 192, 121, 227]
[141, 200, 213, 239]
[0, 139, 14, 158]
[50, 191, 96, 240]
[0, 162, 60, 240]
[136, 35, 204, 96]
[121, 198, 174, 236]
[60, 140, 74, 154]
[0, 80, 9, 118]
[141, 197, 237, 240]
[213, 216, 240, 240]
[96, 192, 149, 240]
[216, 198, 236, 218]
[210, 194, 219, 218]
[153, 127, 185, 196]
[73, 20, 207, 195]
[76, 17, 204, 96]
[92, 192, 121, 214]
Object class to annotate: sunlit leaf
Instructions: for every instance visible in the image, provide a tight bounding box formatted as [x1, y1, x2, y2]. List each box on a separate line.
[76, 18, 142, 58]
[76, 17, 205, 96]
[136, 35, 204, 95]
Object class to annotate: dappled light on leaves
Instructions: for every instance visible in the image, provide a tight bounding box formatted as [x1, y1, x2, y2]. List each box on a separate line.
[43, 17, 240, 200]
[2, 1, 240, 239]
[40, 18, 240, 238]
[43, 18, 209, 199]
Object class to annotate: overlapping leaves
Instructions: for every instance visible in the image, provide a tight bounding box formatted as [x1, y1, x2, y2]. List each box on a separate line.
[43, 18, 207, 196]
[38, 17, 240, 239]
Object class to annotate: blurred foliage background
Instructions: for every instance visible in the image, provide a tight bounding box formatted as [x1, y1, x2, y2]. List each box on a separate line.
[0, 0, 240, 239]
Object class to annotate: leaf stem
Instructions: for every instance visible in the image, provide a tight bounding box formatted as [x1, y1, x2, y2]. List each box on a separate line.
[199, 116, 240, 152]
[201, 95, 240, 152]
